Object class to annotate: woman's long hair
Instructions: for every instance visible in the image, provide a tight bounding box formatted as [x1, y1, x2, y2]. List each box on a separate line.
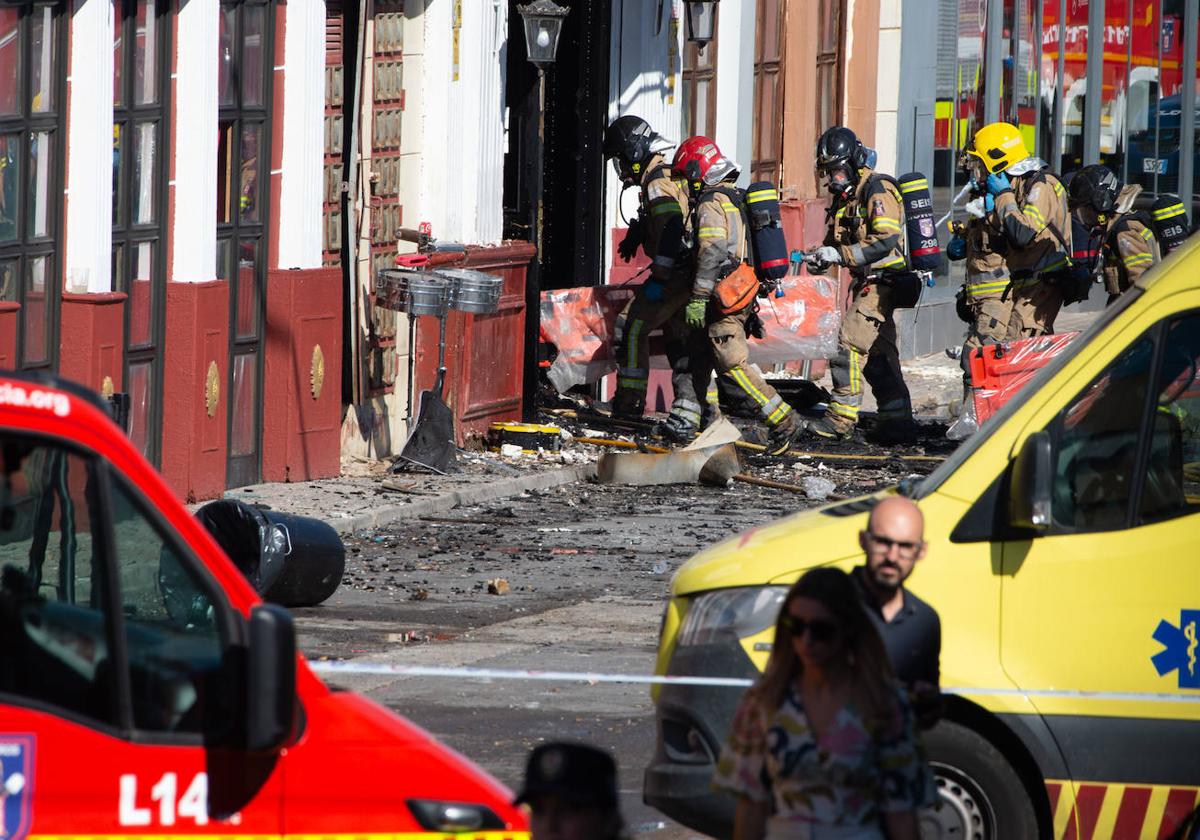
[752, 567, 896, 728]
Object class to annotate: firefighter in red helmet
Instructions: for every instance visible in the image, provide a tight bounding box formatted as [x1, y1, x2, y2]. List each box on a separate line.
[673, 136, 802, 454]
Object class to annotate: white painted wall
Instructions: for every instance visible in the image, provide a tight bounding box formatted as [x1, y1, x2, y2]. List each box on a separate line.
[65, 0, 114, 294]
[277, 0, 325, 269]
[714, 0, 755, 188]
[171, 0, 218, 283]
[874, 0, 903, 175]
[605, 1, 684, 266]
[415, 0, 506, 246]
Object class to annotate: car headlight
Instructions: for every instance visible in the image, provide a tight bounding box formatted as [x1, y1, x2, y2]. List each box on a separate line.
[676, 586, 787, 646]
[407, 799, 505, 832]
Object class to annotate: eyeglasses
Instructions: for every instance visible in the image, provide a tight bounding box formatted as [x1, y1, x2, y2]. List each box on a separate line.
[865, 532, 923, 557]
[779, 615, 839, 643]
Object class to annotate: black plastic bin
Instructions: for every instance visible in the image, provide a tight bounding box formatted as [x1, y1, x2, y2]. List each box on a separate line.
[194, 500, 345, 607]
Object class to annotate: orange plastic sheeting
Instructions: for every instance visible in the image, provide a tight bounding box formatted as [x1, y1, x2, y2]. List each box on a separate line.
[970, 331, 1080, 427]
[540, 275, 841, 393]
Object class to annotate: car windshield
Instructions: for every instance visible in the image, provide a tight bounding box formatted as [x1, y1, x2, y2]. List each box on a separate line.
[910, 284, 1146, 500]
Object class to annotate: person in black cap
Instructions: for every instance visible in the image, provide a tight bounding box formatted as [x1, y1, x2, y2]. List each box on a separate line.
[514, 741, 625, 840]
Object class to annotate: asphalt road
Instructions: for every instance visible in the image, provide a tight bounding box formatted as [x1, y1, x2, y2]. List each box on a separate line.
[291, 452, 942, 838]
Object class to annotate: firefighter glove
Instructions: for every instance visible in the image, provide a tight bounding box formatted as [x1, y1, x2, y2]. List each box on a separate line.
[947, 236, 967, 261]
[684, 298, 708, 329]
[643, 280, 665, 303]
[618, 217, 646, 262]
[986, 171, 1012, 196]
[810, 246, 843, 266]
[985, 193, 995, 212]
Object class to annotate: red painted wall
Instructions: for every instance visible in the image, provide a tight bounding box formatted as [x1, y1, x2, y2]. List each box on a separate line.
[161, 281, 230, 503]
[412, 243, 535, 444]
[262, 267, 342, 483]
[58, 292, 127, 395]
[0, 303, 17, 369]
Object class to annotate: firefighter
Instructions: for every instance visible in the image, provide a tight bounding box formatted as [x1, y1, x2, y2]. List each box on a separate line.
[603, 116, 706, 441]
[946, 148, 1013, 439]
[802, 126, 916, 444]
[1068, 164, 1159, 306]
[673, 136, 802, 455]
[969, 122, 1072, 339]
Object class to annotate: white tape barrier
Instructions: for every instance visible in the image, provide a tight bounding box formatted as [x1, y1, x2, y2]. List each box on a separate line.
[307, 661, 1200, 704]
[309, 661, 755, 688]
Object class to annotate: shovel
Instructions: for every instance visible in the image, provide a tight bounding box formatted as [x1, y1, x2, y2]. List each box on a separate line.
[393, 310, 457, 474]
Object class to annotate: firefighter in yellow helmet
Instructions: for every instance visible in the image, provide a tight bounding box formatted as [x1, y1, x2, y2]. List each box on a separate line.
[968, 122, 1071, 339]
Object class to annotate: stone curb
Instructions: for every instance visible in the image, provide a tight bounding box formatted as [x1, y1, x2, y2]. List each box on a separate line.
[322, 463, 598, 536]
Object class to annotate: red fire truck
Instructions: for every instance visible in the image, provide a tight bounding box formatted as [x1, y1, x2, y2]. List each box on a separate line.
[0, 371, 528, 838]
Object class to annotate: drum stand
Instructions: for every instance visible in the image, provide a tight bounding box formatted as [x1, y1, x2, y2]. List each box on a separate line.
[392, 308, 457, 474]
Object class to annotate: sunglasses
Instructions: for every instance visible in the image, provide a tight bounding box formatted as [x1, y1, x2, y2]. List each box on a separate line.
[780, 615, 839, 643]
[865, 532, 922, 557]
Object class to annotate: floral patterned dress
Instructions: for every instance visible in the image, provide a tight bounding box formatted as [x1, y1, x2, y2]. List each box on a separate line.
[712, 681, 933, 839]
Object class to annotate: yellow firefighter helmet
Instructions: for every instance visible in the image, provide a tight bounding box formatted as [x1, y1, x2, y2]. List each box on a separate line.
[968, 122, 1030, 174]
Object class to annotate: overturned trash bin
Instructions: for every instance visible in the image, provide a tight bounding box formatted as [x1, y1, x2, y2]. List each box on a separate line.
[195, 500, 345, 607]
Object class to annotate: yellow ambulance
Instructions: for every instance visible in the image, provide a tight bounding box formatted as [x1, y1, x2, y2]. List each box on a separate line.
[645, 237, 1200, 839]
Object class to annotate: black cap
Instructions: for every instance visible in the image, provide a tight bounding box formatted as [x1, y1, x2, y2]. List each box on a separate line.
[514, 742, 618, 809]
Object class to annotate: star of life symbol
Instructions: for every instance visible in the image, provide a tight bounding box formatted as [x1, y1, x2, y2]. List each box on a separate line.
[1151, 609, 1200, 689]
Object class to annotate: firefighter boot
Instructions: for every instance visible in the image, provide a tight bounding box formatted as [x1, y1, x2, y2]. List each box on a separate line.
[765, 410, 803, 456]
[802, 414, 856, 443]
[610, 389, 645, 420]
[657, 412, 699, 443]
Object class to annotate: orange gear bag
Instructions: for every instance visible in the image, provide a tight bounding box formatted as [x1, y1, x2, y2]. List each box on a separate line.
[713, 262, 760, 314]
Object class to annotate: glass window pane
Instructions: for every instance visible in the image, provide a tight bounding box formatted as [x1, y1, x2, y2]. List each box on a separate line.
[128, 241, 154, 347]
[241, 4, 265, 107]
[22, 256, 49, 364]
[30, 7, 54, 113]
[127, 360, 153, 458]
[695, 80, 709, 141]
[113, 8, 124, 106]
[217, 119, 234, 223]
[0, 257, 16, 301]
[1038, 0, 1062, 168]
[28, 130, 53, 238]
[112, 122, 123, 227]
[1098, 0, 1128, 179]
[1060, 0, 1088, 170]
[132, 121, 156, 224]
[0, 442, 113, 724]
[111, 242, 125, 294]
[216, 236, 231, 280]
[109, 475, 224, 733]
[218, 7, 235, 107]
[1138, 315, 1200, 523]
[230, 352, 257, 457]
[134, 0, 158, 105]
[235, 237, 258, 339]
[0, 7, 18, 116]
[1050, 336, 1154, 530]
[239, 122, 261, 223]
[1, 133, 19, 242]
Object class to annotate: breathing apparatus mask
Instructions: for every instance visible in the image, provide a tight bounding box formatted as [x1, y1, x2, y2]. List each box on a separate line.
[822, 164, 856, 199]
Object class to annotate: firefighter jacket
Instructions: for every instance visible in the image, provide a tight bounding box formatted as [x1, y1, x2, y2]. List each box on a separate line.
[825, 169, 907, 276]
[963, 204, 1011, 300]
[691, 184, 750, 299]
[640, 153, 693, 282]
[1101, 211, 1159, 295]
[994, 168, 1071, 277]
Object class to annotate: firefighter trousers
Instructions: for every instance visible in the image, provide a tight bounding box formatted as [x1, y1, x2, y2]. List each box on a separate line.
[1005, 278, 1063, 339]
[961, 295, 1013, 388]
[698, 305, 798, 434]
[613, 278, 706, 426]
[825, 281, 913, 433]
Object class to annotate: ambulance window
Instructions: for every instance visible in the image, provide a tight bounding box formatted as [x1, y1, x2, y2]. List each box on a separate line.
[0, 438, 116, 726]
[1048, 336, 1154, 531]
[108, 477, 226, 734]
[1138, 314, 1200, 525]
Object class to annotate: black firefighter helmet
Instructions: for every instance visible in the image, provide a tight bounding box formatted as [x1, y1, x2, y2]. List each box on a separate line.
[815, 126, 870, 197]
[603, 115, 661, 185]
[1068, 164, 1121, 215]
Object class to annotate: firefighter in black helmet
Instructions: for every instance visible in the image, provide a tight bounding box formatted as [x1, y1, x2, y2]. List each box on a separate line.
[803, 126, 915, 444]
[1068, 164, 1159, 305]
[602, 115, 707, 440]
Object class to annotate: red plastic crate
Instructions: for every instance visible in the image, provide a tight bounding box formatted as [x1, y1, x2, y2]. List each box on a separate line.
[970, 331, 1080, 426]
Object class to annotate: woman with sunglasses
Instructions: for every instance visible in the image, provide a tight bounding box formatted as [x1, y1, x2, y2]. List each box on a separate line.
[713, 567, 932, 840]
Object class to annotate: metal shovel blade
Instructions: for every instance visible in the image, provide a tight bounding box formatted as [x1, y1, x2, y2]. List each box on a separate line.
[393, 384, 457, 474]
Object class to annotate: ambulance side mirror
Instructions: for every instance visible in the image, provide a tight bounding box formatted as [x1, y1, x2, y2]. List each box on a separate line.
[246, 603, 298, 752]
[1009, 431, 1054, 531]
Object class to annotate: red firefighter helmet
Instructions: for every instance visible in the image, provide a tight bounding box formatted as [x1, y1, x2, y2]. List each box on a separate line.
[672, 136, 739, 187]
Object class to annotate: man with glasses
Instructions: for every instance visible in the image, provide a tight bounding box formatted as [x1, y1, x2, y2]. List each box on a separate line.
[855, 496, 942, 727]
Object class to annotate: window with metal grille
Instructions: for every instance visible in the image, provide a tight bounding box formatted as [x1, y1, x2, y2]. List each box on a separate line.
[0, 2, 65, 372]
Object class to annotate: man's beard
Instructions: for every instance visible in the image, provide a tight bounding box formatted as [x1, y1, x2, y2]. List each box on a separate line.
[866, 561, 906, 592]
